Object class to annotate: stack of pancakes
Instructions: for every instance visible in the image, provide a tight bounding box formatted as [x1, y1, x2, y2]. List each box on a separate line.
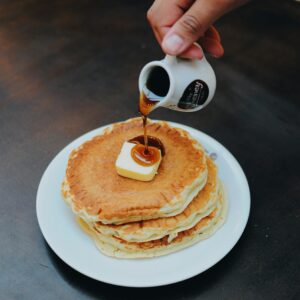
[62, 118, 227, 258]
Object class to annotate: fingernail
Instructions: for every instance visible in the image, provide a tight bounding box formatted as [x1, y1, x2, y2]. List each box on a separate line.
[162, 34, 184, 54]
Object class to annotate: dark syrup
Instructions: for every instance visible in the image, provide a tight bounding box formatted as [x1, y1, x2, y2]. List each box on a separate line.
[131, 144, 161, 167]
[130, 67, 170, 166]
[139, 92, 157, 153]
[128, 135, 165, 156]
[145, 66, 170, 97]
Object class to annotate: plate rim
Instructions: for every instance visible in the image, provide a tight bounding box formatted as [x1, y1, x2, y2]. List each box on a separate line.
[36, 120, 251, 287]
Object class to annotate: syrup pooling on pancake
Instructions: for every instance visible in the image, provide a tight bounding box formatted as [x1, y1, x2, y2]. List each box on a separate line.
[128, 135, 165, 156]
[131, 144, 160, 166]
[128, 135, 165, 167]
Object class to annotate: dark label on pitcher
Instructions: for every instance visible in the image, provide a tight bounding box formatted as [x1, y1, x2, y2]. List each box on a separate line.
[178, 80, 209, 109]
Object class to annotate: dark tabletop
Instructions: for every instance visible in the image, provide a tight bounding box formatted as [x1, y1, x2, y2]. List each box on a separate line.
[1, 0, 299, 299]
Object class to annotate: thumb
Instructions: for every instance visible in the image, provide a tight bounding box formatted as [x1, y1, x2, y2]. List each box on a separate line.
[161, 0, 232, 56]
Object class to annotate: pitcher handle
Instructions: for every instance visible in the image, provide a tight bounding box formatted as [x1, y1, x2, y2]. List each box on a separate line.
[164, 55, 177, 65]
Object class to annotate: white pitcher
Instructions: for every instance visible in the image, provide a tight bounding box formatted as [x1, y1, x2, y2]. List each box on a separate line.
[138, 52, 216, 112]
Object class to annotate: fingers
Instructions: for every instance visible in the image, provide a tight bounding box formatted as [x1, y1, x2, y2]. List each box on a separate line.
[179, 26, 223, 59]
[205, 25, 221, 42]
[161, 0, 238, 56]
[153, 26, 169, 44]
[180, 44, 204, 60]
[161, 0, 219, 55]
[147, 0, 189, 43]
[147, 0, 237, 59]
[199, 37, 224, 57]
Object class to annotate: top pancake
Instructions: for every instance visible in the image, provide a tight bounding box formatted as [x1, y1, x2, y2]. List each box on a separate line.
[63, 118, 207, 224]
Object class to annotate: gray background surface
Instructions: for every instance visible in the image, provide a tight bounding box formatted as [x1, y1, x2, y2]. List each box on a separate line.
[0, 0, 299, 299]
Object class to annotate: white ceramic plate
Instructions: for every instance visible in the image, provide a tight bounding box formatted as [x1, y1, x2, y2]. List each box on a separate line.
[36, 121, 250, 287]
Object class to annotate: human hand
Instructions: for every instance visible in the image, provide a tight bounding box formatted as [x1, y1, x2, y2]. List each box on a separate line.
[147, 0, 247, 59]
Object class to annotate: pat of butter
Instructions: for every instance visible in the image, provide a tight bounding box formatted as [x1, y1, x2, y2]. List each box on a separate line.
[115, 142, 161, 181]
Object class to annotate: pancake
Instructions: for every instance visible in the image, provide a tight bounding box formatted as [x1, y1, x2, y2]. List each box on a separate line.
[62, 118, 208, 224]
[93, 157, 219, 243]
[77, 183, 227, 258]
